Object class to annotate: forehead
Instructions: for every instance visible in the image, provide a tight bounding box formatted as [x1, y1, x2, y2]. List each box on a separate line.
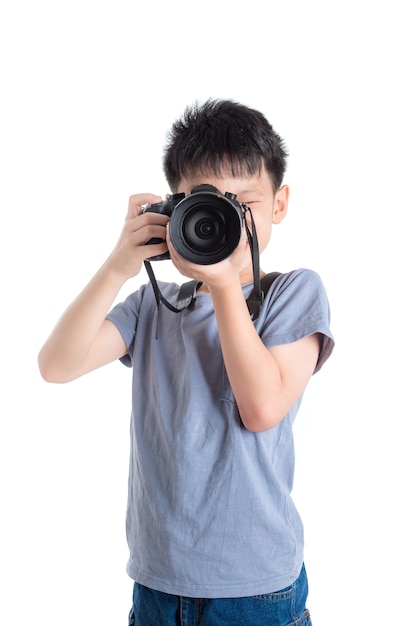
[178, 165, 272, 196]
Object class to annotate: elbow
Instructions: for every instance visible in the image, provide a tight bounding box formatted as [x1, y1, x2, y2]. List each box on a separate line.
[39, 370, 63, 384]
[38, 361, 61, 384]
[242, 420, 283, 433]
[240, 405, 286, 433]
[38, 352, 72, 384]
[38, 352, 53, 382]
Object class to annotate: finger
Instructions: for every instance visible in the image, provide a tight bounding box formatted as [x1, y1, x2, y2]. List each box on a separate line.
[129, 211, 170, 236]
[127, 193, 162, 219]
[136, 222, 168, 246]
[143, 241, 169, 259]
[165, 223, 179, 260]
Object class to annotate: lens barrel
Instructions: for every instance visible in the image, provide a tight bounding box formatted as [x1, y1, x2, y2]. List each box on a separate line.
[169, 191, 243, 265]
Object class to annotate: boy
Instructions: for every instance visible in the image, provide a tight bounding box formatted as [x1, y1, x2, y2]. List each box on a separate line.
[39, 99, 334, 625]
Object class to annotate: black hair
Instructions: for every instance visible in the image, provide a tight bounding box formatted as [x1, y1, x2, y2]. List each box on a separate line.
[163, 99, 288, 192]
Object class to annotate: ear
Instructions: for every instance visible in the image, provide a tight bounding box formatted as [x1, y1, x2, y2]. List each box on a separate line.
[272, 185, 289, 224]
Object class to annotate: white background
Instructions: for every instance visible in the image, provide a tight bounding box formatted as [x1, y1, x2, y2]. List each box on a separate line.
[1, 1, 417, 624]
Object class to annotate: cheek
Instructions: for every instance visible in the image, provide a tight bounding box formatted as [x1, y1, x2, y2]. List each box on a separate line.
[244, 206, 274, 251]
[248, 216, 271, 239]
[251, 218, 272, 247]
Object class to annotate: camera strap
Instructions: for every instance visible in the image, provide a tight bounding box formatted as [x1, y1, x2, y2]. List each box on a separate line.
[242, 204, 262, 319]
[144, 259, 202, 338]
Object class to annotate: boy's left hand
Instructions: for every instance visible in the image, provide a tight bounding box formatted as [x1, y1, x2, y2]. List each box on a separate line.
[166, 223, 250, 288]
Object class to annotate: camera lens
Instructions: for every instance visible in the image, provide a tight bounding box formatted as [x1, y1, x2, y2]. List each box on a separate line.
[183, 208, 224, 250]
[195, 216, 217, 239]
[169, 191, 242, 265]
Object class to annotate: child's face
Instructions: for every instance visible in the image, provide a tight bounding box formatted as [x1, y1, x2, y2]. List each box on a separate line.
[177, 166, 288, 280]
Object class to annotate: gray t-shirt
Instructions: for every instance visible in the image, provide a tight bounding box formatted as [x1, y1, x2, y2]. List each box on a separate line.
[106, 268, 334, 598]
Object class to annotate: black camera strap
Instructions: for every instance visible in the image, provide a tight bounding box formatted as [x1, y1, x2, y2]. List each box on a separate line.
[144, 259, 202, 339]
[242, 204, 262, 319]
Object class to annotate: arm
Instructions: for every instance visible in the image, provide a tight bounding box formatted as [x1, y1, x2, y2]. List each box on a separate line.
[38, 193, 169, 383]
[166, 226, 320, 432]
[209, 278, 320, 432]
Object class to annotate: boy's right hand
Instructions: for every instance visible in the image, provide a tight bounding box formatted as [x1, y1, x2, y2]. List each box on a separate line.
[106, 193, 169, 280]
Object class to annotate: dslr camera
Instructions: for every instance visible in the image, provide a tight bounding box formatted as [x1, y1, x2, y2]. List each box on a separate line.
[142, 184, 245, 265]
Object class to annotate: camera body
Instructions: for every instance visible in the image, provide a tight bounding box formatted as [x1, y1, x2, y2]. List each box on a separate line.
[142, 184, 245, 265]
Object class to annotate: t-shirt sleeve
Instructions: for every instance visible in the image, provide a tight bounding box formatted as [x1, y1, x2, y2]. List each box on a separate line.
[105, 287, 146, 368]
[259, 269, 335, 373]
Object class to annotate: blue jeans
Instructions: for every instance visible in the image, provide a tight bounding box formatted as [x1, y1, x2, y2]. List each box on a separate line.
[128, 563, 312, 625]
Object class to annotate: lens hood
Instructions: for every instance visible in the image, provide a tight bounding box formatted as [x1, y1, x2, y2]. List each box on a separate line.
[169, 190, 243, 265]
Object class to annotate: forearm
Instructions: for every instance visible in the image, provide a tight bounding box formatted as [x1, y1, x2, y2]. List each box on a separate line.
[210, 280, 284, 431]
[38, 260, 126, 382]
